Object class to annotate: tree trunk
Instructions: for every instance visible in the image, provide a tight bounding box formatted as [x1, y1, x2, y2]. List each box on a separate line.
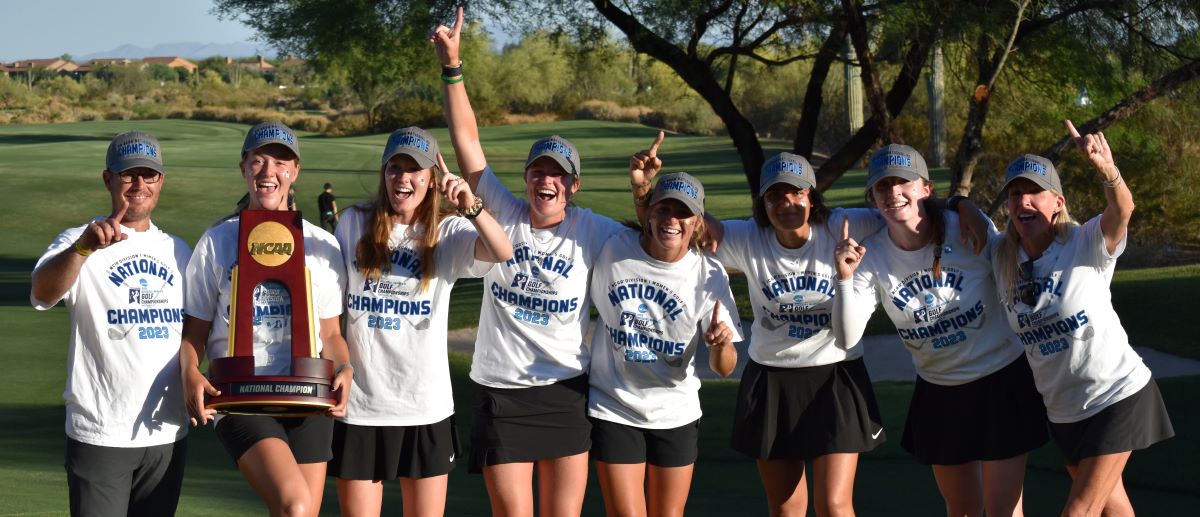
[591, 0, 765, 190]
[794, 22, 845, 159]
[927, 42, 947, 167]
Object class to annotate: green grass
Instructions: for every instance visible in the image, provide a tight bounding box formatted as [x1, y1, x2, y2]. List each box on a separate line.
[1, 119, 1197, 514]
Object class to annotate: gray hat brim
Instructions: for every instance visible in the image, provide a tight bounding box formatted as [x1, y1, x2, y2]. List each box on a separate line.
[382, 150, 436, 170]
[1002, 173, 1057, 194]
[246, 139, 300, 160]
[526, 152, 577, 176]
[759, 174, 815, 197]
[648, 190, 703, 217]
[110, 156, 164, 174]
[866, 168, 923, 190]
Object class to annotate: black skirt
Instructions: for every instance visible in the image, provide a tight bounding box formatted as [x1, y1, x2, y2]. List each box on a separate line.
[731, 358, 886, 460]
[468, 374, 592, 473]
[1049, 379, 1174, 465]
[329, 415, 461, 480]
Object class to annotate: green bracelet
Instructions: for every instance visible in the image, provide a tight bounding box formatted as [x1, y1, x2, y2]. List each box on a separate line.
[441, 74, 464, 84]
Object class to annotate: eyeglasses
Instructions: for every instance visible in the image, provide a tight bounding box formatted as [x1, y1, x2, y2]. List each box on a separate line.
[117, 170, 162, 184]
[1017, 259, 1037, 306]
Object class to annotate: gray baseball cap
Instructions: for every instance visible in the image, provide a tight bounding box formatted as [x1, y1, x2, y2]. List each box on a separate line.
[382, 127, 439, 169]
[866, 144, 929, 190]
[648, 172, 705, 216]
[106, 131, 164, 174]
[242, 121, 300, 159]
[525, 135, 581, 176]
[1002, 154, 1062, 193]
[758, 152, 816, 197]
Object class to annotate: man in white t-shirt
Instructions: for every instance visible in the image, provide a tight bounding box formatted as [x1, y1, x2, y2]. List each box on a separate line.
[31, 131, 191, 517]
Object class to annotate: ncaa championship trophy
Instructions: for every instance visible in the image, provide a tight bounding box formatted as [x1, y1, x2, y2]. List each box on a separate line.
[206, 209, 338, 415]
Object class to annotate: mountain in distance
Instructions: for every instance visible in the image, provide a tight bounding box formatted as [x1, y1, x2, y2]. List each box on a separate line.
[77, 42, 280, 61]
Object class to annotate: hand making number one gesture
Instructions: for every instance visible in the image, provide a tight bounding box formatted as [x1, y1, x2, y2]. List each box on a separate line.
[77, 196, 129, 256]
[1066, 119, 1119, 184]
[436, 152, 475, 209]
[704, 300, 733, 349]
[834, 216, 867, 281]
[630, 130, 665, 190]
[429, 6, 464, 67]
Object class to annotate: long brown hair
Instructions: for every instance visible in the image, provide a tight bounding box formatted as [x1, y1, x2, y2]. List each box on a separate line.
[354, 163, 448, 293]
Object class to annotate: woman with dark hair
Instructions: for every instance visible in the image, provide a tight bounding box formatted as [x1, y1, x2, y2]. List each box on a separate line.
[991, 121, 1172, 516]
[330, 127, 512, 516]
[834, 144, 1048, 517]
[181, 121, 353, 517]
[588, 169, 741, 517]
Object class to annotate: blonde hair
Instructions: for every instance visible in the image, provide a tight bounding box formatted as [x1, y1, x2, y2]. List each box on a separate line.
[995, 199, 1078, 304]
[354, 164, 450, 293]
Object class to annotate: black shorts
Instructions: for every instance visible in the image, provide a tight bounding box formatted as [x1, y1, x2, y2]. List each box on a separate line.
[215, 415, 333, 465]
[329, 416, 461, 480]
[902, 356, 1048, 465]
[468, 374, 592, 473]
[1050, 380, 1174, 465]
[731, 358, 886, 460]
[590, 418, 699, 468]
[65, 438, 187, 517]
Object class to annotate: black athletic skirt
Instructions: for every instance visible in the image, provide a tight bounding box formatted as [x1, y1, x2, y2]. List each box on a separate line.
[329, 415, 461, 480]
[902, 356, 1048, 465]
[731, 358, 886, 460]
[468, 374, 592, 473]
[1049, 380, 1174, 465]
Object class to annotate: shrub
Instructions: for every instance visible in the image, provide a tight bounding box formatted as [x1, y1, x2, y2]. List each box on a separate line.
[574, 100, 650, 123]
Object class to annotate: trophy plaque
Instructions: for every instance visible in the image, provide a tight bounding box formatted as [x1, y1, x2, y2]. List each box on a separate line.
[206, 210, 338, 416]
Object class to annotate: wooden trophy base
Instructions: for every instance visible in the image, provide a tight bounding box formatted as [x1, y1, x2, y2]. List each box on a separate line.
[207, 356, 338, 417]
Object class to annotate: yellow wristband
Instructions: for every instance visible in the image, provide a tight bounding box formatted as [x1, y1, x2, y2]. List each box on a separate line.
[74, 240, 94, 257]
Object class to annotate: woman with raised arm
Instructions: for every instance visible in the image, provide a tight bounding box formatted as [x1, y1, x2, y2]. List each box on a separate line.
[329, 127, 512, 517]
[180, 121, 353, 517]
[588, 170, 741, 517]
[991, 121, 1172, 516]
[431, 8, 635, 516]
[834, 144, 1048, 517]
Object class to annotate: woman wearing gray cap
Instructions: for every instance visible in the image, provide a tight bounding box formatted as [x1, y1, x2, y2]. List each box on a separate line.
[834, 144, 1047, 516]
[433, 9, 635, 515]
[329, 126, 512, 516]
[991, 122, 1172, 515]
[180, 121, 353, 517]
[587, 170, 740, 516]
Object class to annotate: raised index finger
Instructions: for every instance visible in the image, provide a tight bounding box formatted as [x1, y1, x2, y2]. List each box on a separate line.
[1065, 119, 1083, 146]
[110, 196, 128, 223]
[841, 215, 850, 241]
[709, 300, 722, 330]
[450, 6, 464, 38]
[648, 131, 665, 157]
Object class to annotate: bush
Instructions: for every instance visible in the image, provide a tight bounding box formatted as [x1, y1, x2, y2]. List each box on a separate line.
[374, 96, 442, 133]
[574, 100, 650, 123]
[327, 114, 368, 136]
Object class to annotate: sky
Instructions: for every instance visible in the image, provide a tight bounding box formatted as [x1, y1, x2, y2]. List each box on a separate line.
[0, 0, 259, 61]
[0, 0, 514, 62]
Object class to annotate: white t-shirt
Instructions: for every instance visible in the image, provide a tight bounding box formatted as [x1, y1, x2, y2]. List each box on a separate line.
[32, 220, 191, 447]
[185, 217, 345, 376]
[991, 215, 1150, 423]
[715, 208, 883, 368]
[843, 211, 1021, 385]
[587, 230, 744, 429]
[470, 166, 626, 388]
[336, 207, 484, 426]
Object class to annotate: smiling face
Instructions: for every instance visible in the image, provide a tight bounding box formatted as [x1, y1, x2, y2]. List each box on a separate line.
[644, 199, 699, 262]
[1005, 178, 1065, 249]
[241, 144, 299, 211]
[103, 167, 163, 225]
[383, 154, 435, 224]
[524, 156, 579, 227]
[869, 176, 930, 227]
[763, 183, 812, 232]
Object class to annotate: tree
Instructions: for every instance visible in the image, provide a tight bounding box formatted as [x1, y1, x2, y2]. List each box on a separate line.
[213, 0, 437, 131]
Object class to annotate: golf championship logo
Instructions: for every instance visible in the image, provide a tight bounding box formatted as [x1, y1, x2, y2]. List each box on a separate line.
[246, 221, 295, 267]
